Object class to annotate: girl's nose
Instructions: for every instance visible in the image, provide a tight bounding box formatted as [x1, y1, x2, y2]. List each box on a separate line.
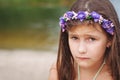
[78, 41, 87, 54]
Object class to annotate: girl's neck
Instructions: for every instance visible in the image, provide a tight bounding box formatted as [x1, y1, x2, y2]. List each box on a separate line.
[80, 62, 104, 75]
[80, 60, 104, 73]
[75, 60, 110, 80]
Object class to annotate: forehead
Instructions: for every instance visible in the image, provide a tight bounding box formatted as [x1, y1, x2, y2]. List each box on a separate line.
[68, 23, 107, 36]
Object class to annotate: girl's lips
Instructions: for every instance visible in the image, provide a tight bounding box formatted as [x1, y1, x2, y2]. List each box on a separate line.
[76, 57, 90, 60]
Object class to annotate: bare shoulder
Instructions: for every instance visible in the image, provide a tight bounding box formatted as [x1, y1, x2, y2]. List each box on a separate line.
[48, 62, 58, 80]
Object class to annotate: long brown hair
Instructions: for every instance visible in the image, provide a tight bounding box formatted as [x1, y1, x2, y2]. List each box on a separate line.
[57, 0, 120, 80]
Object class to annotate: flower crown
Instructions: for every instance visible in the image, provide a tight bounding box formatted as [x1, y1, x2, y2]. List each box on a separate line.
[59, 11, 114, 35]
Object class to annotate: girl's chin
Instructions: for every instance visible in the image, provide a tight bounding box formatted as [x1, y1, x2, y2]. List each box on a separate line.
[76, 60, 92, 68]
[78, 63, 90, 68]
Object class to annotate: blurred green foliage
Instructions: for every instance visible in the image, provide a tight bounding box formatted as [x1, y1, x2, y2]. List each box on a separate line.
[0, 0, 59, 7]
[0, 0, 71, 50]
[0, 6, 67, 28]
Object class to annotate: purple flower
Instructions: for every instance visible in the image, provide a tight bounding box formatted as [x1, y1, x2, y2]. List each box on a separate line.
[102, 19, 115, 35]
[77, 11, 86, 21]
[91, 11, 100, 22]
[65, 11, 75, 19]
[102, 19, 111, 28]
[59, 17, 66, 32]
[59, 17, 66, 24]
[106, 27, 114, 35]
[60, 23, 66, 32]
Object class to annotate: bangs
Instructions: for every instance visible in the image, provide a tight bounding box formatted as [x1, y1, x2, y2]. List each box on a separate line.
[65, 19, 113, 40]
[66, 19, 95, 31]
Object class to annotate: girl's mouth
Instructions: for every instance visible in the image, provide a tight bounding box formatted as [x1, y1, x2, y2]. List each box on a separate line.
[76, 57, 90, 60]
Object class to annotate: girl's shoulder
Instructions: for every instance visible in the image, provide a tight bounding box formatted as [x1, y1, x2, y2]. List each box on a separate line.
[48, 62, 58, 80]
[50, 63, 57, 70]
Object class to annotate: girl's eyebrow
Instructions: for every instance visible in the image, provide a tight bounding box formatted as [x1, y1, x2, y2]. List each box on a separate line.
[84, 34, 100, 38]
[69, 32, 100, 38]
[68, 32, 79, 36]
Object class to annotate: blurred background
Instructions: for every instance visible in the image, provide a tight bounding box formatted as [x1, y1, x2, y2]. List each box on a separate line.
[0, 0, 70, 51]
[0, 0, 119, 80]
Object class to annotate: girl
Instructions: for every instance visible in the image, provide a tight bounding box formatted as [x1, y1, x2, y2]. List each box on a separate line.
[49, 0, 120, 80]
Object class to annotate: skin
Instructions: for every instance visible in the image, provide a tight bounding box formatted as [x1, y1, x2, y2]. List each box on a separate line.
[48, 63, 58, 80]
[68, 24, 109, 68]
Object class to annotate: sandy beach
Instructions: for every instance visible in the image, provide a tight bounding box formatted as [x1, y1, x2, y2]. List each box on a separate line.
[0, 50, 57, 80]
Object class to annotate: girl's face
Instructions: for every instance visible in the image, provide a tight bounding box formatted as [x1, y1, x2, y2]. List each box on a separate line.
[68, 23, 111, 68]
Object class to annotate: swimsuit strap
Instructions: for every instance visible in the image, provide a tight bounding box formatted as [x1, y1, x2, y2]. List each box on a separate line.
[78, 64, 80, 80]
[78, 60, 106, 80]
[93, 60, 106, 80]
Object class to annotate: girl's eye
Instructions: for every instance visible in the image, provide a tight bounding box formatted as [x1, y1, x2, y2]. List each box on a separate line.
[88, 37, 96, 42]
[71, 36, 79, 40]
